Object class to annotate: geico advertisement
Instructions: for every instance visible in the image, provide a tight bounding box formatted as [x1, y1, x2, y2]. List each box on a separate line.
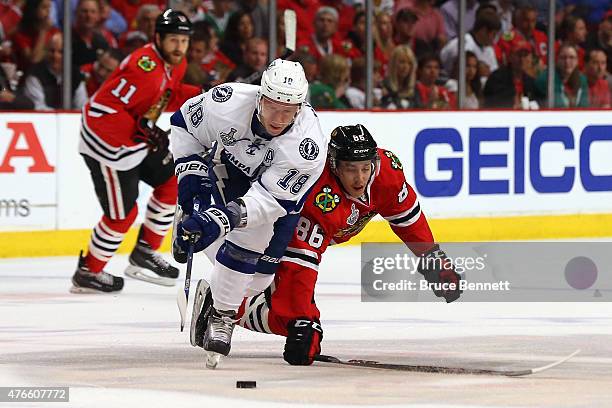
[317, 111, 612, 217]
[0, 114, 57, 229]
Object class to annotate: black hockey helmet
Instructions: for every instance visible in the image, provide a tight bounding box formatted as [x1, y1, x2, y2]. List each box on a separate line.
[329, 124, 378, 169]
[155, 9, 193, 36]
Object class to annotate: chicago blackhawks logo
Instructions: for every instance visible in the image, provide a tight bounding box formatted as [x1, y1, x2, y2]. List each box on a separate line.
[384, 150, 403, 170]
[314, 186, 340, 213]
[137, 55, 157, 72]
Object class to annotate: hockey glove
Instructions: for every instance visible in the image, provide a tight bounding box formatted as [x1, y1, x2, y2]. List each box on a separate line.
[283, 318, 323, 366]
[177, 205, 236, 253]
[175, 154, 213, 215]
[418, 244, 463, 303]
[134, 117, 169, 152]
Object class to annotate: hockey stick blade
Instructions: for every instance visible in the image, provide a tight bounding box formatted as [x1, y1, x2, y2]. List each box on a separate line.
[315, 349, 580, 377]
[280, 9, 296, 59]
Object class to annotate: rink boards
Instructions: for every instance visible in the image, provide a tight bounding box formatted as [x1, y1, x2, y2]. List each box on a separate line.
[1, 110, 611, 257]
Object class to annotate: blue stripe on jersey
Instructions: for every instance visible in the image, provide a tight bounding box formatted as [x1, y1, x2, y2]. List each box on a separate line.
[216, 241, 260, 275]
[170, 109, 188, 131]
[256, 213, 301, 274]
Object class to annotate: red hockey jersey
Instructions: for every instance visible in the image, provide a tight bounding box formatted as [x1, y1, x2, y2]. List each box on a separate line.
[79, 43, 200, 170]
[282, 147, 435, 273]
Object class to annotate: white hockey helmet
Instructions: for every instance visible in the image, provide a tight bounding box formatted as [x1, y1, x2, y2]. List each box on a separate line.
[259, 58, 308, 105]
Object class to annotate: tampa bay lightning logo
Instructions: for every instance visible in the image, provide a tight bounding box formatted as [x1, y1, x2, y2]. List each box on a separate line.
[299, 138, 319, 160]
[211, 85, 233, 103]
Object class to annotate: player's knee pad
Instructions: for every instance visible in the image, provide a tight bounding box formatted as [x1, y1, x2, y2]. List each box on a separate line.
[283, 318, 323, 366]
[102, 206, 137, 233]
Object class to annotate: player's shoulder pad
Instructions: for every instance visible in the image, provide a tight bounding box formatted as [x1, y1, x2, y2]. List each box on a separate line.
[379, 148, 404, 172]
[207, 82, 258, 105]
[172, 93, 206, 131]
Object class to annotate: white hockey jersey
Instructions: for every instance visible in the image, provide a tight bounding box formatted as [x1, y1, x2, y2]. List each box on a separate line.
[169, 83, 329, 228]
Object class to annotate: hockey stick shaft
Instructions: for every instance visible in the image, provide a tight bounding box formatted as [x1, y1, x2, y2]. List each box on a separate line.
[177, 198, 201, 331]
[280, 9, 296, 59]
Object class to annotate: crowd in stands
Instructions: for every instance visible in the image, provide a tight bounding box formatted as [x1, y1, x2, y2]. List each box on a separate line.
[0, 0, 610, 111]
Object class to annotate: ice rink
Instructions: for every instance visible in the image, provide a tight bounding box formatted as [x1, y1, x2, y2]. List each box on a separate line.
[2, 245, 612, 408]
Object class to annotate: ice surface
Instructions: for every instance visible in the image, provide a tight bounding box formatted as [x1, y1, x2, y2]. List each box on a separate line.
[1, 246, 612, 407]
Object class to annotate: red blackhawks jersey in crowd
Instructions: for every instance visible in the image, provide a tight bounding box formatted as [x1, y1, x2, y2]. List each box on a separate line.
[78, 43, 200, 171]
[282, 147, 435, 274]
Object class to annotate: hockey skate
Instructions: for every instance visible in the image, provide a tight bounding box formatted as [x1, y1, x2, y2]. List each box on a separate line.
[203, 308, 236, 369]
[190, 279, 213, 348]
[70, 251, 124, 294]
[124, 240, 179, 286]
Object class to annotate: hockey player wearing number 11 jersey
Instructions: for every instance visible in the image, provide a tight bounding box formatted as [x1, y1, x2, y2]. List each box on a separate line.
[190, 124, 463, 366]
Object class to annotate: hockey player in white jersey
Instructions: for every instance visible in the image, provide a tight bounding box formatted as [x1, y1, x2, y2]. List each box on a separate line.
[170, 58, 328, 367]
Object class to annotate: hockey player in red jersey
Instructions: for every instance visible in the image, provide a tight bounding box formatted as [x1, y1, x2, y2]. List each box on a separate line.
[189, 124, 462, 364]
[72, 10, 201, 293]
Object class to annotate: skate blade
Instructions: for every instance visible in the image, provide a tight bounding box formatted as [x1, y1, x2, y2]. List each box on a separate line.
[190, 280, 211, 347]
[124, 265, 176, 287]
[69, 285, 114, 294]
[205, 351, 222, 369]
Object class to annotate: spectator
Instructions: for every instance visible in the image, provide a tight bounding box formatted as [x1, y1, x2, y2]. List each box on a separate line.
[440, 0, 479, 40]
[320, 0, 356, 40]
[345, 57, 383, 108]
[278, 0, 320, 42]
[238, 0, 268, 38]
[535, 43, 588, 108]
[347, 10, 387, 67]
[416, 53, 453, 109]
[294, 51, 318, 83]
[395, 0, 447, 55]
[373, 11, 395, 73]
[12, 0, 59, 73]
[484, 40, 538, 109]
[440, 8, 501, 79]
[490, 0, 514, 34]
[168, 0, 206, 23]
[203, 0, 234, 39]
[72, 0, 110, 68]
[0, 0, 24, 42]
[219, 10, 255, 66]
[585, 10, 612, 74]
[226, 37, 268, 84]
[584, 48, 610, 108]
[497, 6, 548, 70]
[446, 51, 482, 109]
[119, 4, 160, 49]
[556, 14, 588, 69]
[23, 32, 87, 110]
[96, 0, 119, 47]
[380, 45, 418, 109]
[297, 6, 358, 62]
[187, 21, 234, 87]
[97, 0, 126, 36]
[80, 47, 123, 96]
[393, 8, 419, 51]
[110, 0, 166, 30]
[0, 64, 34, 110]
[309, 53, 350, 109]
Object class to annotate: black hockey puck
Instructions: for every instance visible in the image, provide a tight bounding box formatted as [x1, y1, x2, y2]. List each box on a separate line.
[236, 381, 256, 389]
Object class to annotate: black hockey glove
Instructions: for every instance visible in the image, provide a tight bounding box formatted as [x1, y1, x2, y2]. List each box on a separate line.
[284, 318, 323, 366]
[134, 117, 169, 152]
[175, 154, 213, 215]
[418, 244, 463, 303]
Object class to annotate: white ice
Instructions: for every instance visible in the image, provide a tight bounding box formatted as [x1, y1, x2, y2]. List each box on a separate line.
[1, 246, 612, 407]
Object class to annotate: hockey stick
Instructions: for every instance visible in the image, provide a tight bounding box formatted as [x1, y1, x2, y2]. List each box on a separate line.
[314, 349, 580, 377]
[279, 9, 296, 59]
[176, 199, 202, 332]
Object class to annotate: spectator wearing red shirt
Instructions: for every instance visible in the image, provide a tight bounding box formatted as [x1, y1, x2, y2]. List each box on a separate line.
[584, 48, 610, 108]
[416, 53, 454, 109]
[556, 14, 588, 70]
[185, 21, 234, 88]
[12, 0, 59, 73]
[373, 11, 395, 74]
[278, 0, 320, 42]
[80, 47, 123, 96]
[394, 0, 447, 55]
[110, 0, 165, 30]
[219, 10, 255, 66]
[0, 0, 23, 41]
[393, 8, 419, 51]
[496, 6, 548, 69]
[346, 11, 386, 69]
[297, 6, 359, 62]
[319, 0, 355, 40]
